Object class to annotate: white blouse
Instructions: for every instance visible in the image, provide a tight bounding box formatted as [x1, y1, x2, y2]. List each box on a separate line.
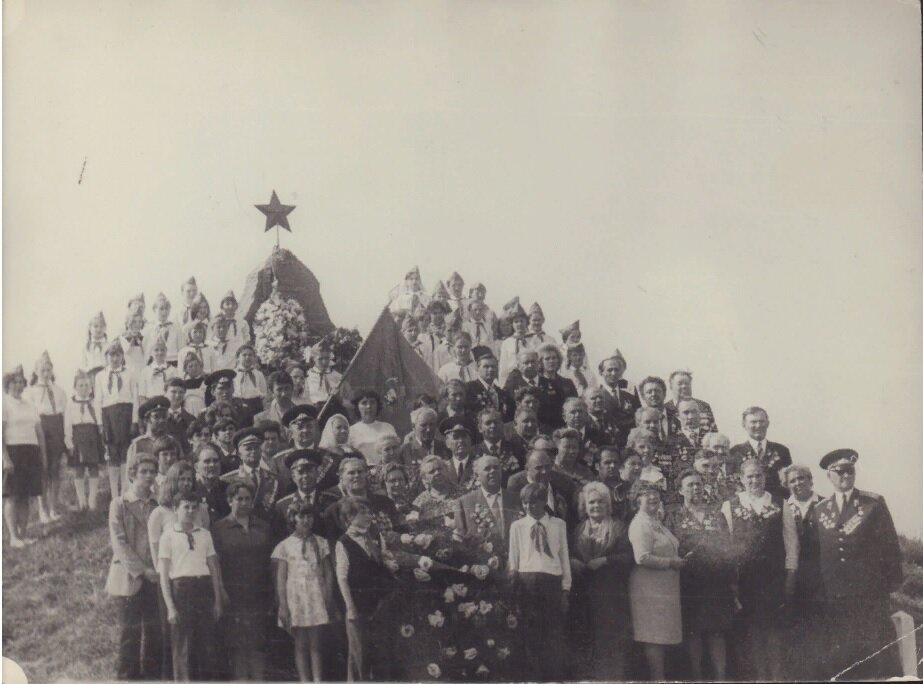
[23, 383, 67, 416]
[3, 396, 41, 445]
[347, 421, 399, 463]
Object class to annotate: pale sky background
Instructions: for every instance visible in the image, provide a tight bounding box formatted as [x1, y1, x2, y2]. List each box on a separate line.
[3, 1, 921, 535]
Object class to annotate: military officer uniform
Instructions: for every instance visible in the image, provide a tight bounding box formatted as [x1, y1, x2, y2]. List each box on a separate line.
[599, 380, 641, 447]
[464, 377, 516, 423]
[814, 449, 903, 680]
[219, 428, 281, 522]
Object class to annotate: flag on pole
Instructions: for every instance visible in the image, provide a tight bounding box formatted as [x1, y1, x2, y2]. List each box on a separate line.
[320, 307, 440, 436]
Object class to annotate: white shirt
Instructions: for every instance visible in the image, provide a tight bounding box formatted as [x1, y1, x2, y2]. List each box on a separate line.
[94, 367, 139, 422]
[438, 359, 478, 384]
[788, 492, 822, 519]
[305, 367, 342, 405]
[498, 336, 529, 387]
[417, 334, 452, 377]
[834, 488, 855, 514]
[138, 364, 177, 399]
[148, 504, 211, 563]
[83, 338, 108, 372]
[347, 421, 399, 463]
[507, 513, 572, 590]
[234, 366, 267, 399]
[178, 344, 216, 374]
[23, 383, 67, 416]
[2, 397, 41, 445]
[144, 321, 182, 362]
[64, 395, 100, 450]
[209, 337, 240, 371]
[721, 491, 799, 571]
[158, 525, 216, 579]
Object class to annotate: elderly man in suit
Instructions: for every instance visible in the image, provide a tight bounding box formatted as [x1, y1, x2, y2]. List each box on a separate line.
[454, 455, 520, 545]
[508, 448, 574, 528]
[105, 455, 162, 680]
[728, 406, 792, 498]
[472, 408, 526, 486]
[663, 370, 718, 433]
[813, 449, 903, 680]
[597, 350, 640, 446]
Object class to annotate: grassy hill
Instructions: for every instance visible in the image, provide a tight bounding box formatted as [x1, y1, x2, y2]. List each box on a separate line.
[3, 485, 922, 682]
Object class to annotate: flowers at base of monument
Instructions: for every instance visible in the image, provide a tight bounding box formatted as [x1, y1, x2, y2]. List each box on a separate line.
[428, 610, 446, 628]
[427, 663, 442, 678]
[313, 327, 363, 373]
[253, 285, 310, 370]
[401, 624, 415, 638]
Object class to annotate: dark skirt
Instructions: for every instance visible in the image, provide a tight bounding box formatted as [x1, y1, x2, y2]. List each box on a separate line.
[102, 403, 134, 465]
[40, 413, 67, 469]
[4, 444, 43, 498]
[681, 570, 736, 635]
[71, 423, 104, 466]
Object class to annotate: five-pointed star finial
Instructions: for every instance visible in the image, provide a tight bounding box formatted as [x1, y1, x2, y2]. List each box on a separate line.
[255, 190, 296, 232]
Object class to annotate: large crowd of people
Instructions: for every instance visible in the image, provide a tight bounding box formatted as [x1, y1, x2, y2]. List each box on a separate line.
[1, 267, 906, 681]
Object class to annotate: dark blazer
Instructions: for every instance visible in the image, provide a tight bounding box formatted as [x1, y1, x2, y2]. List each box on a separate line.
[444, 456, 478, 492]
[535, 374, 578, 430]
[814, 489, 903, 601]
[220, 465, 281, 521]
[599, 382, 641, 446]
[453, 487, 521, 544]
[464, 379, 516, 423]
[194, 477, 230, 523]
[164, 408, 197, 455]
[502, 369, 540, 397]
[791, 494, 825, 604]
[472, 439, 526, 486]
[664, 397, 718, 433]
[728, 440, 792, 498]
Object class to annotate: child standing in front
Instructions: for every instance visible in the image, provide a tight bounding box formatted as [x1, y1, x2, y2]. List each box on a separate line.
[508, 482, 572, 681]
[95, 340, 139, 498]
[64, 370, 103, 511]
[158, 490, 226, 681]
[272, 500, 338, 682]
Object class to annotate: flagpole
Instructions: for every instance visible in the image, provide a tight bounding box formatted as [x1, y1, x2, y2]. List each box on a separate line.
[317, 304, 390, 424]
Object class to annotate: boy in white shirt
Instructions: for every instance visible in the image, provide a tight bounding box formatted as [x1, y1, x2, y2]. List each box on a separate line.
[507, 482, 571, 681]
[158, 490, 226, 681]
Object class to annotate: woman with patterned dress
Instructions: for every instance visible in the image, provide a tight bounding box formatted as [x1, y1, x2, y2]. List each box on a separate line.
[720, 458, 798, 681]
[570, 482, 634, 680]
[667, 469, 737, 680]
[628, 487, 685, 680]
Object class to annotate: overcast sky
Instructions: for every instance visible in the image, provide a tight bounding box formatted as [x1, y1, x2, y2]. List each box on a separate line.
[4, 0, 921, 535]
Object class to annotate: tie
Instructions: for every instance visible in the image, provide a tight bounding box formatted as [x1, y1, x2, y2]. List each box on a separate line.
[456, 461, 465, 482]
[75, 398, 98, 424]
[228, 319, 238, 337]
[92, 339, 105, 353]
[152, 366, 167, 382]
[489, 496, 502, 528]
[191, 344, 205, 362]
[42, 385, 57, 414]
[488, 386, 499, 409]
[243, 369, 257, 388]
[476, 322, 486, 344]
[840, 493, 849, 515]
[530, 521, 553, 557]
[216, 341, 227, 355]
[514, 337, 524, 354]
[489, 443, 499, 456]
[756, 442, 765, 460]
[108, 370, 123, 394]
[184, 530, 196, 550]
[319, 371, 331, 394]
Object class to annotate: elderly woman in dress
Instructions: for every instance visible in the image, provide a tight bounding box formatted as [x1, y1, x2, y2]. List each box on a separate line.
[412, 455, 460, 520]
[211, 481, 273, 681]
[368, 433, 402, 493]
[720, 458, 798, 681]
[379, 462, 419, 523]
[667, 469, 737, 680]
[628, 487, 686, 680]
[3, 366, 47, 547]
[347, 390, 398, 462]
[570, 481, 634, 680]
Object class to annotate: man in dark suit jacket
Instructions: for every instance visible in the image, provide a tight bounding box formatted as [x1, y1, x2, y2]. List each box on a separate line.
[454, 455, 521, 545]
[728, 406, 792, 498]
[597, 350, 641, 446]
[465, 347, 516, 423]
[472, 408, 526, 486]
[813, 449, 903, 680]
[663, 370, 718, 434]
[507, 449, 575, 529]
[502, 348, 541, 396]
[440, 416, 478, 492]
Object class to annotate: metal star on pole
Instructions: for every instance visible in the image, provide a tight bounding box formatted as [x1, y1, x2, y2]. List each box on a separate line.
[255, 190, 296, 247]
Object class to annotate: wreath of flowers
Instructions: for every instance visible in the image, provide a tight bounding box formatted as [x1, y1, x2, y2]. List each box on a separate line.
[253, 289, 310, 371]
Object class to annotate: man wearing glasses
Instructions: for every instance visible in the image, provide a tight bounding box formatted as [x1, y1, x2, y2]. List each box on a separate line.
[814, 449, 903, 680]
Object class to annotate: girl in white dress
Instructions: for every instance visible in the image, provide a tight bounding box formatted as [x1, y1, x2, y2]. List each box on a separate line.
[272, 501, 338, 682]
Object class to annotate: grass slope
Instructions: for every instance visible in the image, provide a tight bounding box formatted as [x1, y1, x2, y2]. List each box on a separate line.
[3, 490, 922, 682]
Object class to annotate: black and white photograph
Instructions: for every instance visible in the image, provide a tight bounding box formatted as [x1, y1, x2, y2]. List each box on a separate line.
[2, 1, 921, 681]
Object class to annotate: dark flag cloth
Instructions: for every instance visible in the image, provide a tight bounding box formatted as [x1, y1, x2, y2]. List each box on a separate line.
[320, 307, 440, 436]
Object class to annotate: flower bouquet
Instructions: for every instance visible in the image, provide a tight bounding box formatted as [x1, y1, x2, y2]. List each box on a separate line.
[253, 282, 310, 371]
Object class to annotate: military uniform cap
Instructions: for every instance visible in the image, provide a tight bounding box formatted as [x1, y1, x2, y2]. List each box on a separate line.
[820, 448, 859, 470]
[439, 416, 475, 437]
[284, 448, 323, 471]
[471, 346, 495, 364]
[282, 404, 319, 427]
[205, 369, 236, 387]
[233, 427, 264, 448]
[139, 396, 170, 421]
